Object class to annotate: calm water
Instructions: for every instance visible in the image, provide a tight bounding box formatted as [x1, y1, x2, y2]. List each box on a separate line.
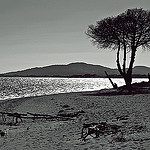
[0, 77, 148, 101]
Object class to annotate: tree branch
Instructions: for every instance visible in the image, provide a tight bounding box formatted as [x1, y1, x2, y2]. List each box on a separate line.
[127, 46, 136, 76]
[116, 42, 123, 76]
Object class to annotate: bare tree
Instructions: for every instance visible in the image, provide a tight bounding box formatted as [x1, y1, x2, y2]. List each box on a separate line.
[86, 8, 150, 92]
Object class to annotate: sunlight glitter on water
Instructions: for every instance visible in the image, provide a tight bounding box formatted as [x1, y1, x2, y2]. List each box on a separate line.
[0, 77, 148, 101]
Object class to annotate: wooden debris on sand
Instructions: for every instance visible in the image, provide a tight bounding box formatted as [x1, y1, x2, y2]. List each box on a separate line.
[0, 110, 85, 125]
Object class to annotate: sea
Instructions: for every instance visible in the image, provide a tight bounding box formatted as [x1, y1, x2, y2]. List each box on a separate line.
[0, 77, 148, 101]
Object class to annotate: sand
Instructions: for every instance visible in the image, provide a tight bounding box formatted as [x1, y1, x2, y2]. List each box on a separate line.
[0, 91, 150, 150]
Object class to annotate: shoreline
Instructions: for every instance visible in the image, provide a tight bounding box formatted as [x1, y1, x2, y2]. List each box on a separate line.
[0, 91, 150, 149]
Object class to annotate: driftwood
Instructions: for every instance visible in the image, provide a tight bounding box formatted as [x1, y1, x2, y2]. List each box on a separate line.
[27, 112, 73, 121]
[0, 110, 81, 125]
[57, 110, 85, 118]
[27, 112, 53, 120]
[27, 112, 52, 117]
[0, 112, 7, 122]
[105, 71, 118, 89]
[0, 112, 27, 124]
[81, 122, 121, 141]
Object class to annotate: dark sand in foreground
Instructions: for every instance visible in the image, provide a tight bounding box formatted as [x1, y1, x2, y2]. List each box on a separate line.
[0, 91, 150, 149]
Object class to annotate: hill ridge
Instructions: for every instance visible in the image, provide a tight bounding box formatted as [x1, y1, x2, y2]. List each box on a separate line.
[0, 62, 150, 78]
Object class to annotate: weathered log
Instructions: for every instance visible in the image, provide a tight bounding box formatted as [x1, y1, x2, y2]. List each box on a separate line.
[0, 111, 74, 124]
[0, 113, 6, 122]
[105, 71, 118, 89]
[21, 115, 72, 121]
[27, 112, 53, 120]
[0, 112, 27, 124]
[27, 112, 52, 117]
[0, 112, 27, 116]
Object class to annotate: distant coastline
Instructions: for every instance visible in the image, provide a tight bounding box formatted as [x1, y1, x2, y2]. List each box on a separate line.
[0, 62, 150, 78]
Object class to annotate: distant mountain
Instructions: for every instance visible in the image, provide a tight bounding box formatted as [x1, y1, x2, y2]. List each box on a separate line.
[0, 62, 150, 78]
[133, 66, 150, 75]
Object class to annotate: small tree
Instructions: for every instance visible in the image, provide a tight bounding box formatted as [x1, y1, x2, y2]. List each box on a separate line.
[86, 8, 150, 92]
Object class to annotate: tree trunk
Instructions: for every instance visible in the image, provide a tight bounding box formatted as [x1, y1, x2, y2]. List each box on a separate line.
[124, 46, 136, 93]
[148, 73, 150, 83]
[124, 74, 132, 93]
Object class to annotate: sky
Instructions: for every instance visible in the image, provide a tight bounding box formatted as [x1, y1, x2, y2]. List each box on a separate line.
[0, 0, 150, 73]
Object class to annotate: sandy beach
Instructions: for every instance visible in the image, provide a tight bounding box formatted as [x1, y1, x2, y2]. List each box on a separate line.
[0, 91, 150, 150]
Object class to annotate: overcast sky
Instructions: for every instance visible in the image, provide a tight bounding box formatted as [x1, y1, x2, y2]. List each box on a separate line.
[0, 0, 150, 73]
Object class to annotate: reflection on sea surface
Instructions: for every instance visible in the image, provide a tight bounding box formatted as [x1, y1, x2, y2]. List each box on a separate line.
[0, 77, 148, 100]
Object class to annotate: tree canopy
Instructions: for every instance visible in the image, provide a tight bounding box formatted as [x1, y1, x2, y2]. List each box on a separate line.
[86, 8, 150, 92]
[87, 8, 150, 50]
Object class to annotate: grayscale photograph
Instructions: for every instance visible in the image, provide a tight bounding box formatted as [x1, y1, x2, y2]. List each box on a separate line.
[0, 0, 150, 149]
